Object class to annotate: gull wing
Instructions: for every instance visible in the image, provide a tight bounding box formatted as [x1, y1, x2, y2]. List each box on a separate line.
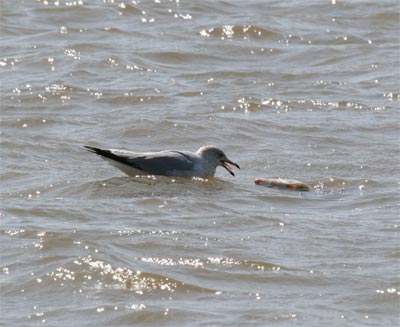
[85, 146, 198, 176]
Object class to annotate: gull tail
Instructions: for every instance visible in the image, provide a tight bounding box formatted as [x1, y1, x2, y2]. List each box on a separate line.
[84, 145, 143, 176]
[84, 145, 131, 165]
[83, 146, 118, 160]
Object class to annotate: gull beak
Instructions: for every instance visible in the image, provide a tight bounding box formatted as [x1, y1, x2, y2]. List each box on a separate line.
[220, 159, 240, 176]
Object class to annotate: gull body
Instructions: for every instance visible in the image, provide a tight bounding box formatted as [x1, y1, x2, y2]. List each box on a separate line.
[84, 145, 239, 178]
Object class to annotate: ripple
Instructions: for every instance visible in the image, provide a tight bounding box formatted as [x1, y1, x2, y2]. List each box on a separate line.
[139, 256, 284, 272]
[220, 96, 388, 113]
[46, 255, 220, 294]
[200, 25, 281, 40]
[98, 94, 165, 105]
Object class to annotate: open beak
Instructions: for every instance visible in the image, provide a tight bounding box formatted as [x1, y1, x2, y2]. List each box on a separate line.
[220, 159, 240, 176]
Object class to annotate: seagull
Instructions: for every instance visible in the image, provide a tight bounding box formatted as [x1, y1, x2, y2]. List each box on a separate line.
[84, 145, 240, 178]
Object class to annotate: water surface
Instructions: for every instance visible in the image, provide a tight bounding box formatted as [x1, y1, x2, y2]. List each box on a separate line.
[1, 1, 399, 326]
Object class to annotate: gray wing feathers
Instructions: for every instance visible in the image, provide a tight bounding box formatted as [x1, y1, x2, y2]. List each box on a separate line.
[122, 151, 194, 175]
[109, 150, 197, 176]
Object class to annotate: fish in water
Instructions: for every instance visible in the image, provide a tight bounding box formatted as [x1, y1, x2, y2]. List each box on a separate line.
[255, 178, 311, 192]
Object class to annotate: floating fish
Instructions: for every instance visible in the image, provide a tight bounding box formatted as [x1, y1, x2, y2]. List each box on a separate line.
[255, 178, 311, 192]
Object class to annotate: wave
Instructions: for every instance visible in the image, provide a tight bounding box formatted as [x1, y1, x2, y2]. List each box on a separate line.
[200, 24, 281, 40]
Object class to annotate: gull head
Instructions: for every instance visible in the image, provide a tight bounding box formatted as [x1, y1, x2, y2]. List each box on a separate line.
[196, 145, 240, 176]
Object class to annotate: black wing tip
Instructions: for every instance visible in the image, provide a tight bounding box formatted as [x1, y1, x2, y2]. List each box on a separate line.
[83, 146, 112, 157]
[84, 145, 95, 151]
[84, 145, 101, 154]
[83, 145, 142, 171]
